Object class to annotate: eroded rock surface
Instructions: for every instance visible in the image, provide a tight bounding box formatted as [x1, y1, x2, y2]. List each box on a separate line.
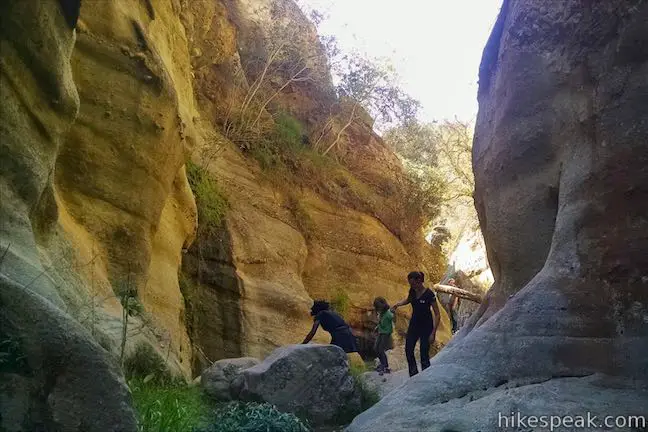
[347, 1, 648, 430]
[0, 0, 137, 430]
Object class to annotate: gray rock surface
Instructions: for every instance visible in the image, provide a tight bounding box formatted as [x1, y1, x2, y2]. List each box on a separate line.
[0, 0, 137, 430]
[0, 275, 137, 432]
[360, 370, 409, 399]
[201, 357, 260, 401]
[232, 344, 361, 425]
[347, 1, 648, 431]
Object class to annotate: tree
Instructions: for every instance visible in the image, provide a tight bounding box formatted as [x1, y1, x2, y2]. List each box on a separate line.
[224, 1, 329, 143]
[384, 118, 476, 253]
[385, 119, 474, 204]
[314, 54, 420, 156]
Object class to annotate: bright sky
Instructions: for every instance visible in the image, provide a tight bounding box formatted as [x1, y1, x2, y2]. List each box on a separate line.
[299, 0, 503, 123]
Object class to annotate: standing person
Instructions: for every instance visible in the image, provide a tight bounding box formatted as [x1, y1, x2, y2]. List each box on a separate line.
[302, 300, 358, 353]
[373, 297, 394, 375]
[390, 271, 440, 377]
[446, 278, 461, 334]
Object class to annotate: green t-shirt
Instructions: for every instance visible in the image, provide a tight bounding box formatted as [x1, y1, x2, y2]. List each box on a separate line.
[377, 310, 394, 334]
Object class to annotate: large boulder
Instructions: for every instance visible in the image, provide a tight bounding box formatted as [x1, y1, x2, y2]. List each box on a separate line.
[231, 344, 361, 425]
[347, 1, 648, 431]
[201, 357, 260, 401]
[0, 276, 137, 432]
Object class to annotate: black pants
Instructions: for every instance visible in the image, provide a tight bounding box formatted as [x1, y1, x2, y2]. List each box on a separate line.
[405, 324, 433, 377]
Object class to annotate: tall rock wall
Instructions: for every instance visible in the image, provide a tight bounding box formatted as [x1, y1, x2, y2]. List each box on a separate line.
[348, 1, 648, 430]
[0, 1, 137, 430]
[179, 0, 451, 371]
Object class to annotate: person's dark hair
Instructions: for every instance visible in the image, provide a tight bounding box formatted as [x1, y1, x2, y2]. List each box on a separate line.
[373, 296, 390, 312]
[310, 300, 330, 316]
[407, 271, 425, 282]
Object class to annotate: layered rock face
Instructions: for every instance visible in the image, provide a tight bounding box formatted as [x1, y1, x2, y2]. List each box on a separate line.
[181, 0, 451, 369]
[348, 1, 648, 431]
[0, 1, 137, 430]
[54, 0, 200, 374]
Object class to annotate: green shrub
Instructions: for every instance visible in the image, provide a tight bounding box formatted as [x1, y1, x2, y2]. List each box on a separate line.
[245, 113, 305, 172]
[249, 142, 283, 171]
[348, 360, 369, 379]
[199, 402, 310, 432]
[330, 287, 351, 319]
[124, 343, 171, 383]
[273, 112, 304, 152]
[186, 161, 228, 235]
[129, 379, 209, 432]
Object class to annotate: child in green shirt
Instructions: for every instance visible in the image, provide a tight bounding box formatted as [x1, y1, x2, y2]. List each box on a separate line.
[373, 297, 394, 375]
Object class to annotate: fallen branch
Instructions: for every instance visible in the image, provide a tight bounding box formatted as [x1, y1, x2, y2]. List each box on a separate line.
[433, 284, 483, 303]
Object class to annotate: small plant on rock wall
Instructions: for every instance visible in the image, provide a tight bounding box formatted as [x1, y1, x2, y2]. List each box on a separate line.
[330, 287, 351, 319]
[186, 160, 229, 236]
[116, 274, 144, 365]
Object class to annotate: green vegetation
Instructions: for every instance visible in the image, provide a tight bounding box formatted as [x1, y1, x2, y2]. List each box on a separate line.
[186, 160, 229, 235]
[245, 112, 307, 172]
[198, 402, 310, 432]
[129, 379, 209, 432]
[273, 112, 304, 151]
[330, 287, 351, 319]
[116, 275, 146, 365]
[124, 343, 171, 383]
[385, 119, 476, 256]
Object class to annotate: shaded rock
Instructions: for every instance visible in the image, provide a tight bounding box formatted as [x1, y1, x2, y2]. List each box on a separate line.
[201, 357, 260, 401]
[0, 276, 137, 432]
[347, 1, 648, 430]
[232, 344, 360, 425]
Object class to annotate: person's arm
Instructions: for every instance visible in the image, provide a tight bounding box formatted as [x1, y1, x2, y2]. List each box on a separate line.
[430, 302, 440, 343]
[302, 320, 320, 344]
[390, 297, 410, 313]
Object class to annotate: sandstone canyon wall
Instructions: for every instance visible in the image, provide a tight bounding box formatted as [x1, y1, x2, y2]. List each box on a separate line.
[348, 1, 648, 430]
[0, 1, 138, 430]
[1, 6, 450, 430]
[179, 0, 452, 370]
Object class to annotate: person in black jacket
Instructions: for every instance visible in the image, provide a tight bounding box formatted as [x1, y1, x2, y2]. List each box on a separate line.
[391, 271, 440, 377]
[302, 300, 358, 353]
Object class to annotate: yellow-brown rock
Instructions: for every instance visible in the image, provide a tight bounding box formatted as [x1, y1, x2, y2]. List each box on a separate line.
[52, 0, 200, 376]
